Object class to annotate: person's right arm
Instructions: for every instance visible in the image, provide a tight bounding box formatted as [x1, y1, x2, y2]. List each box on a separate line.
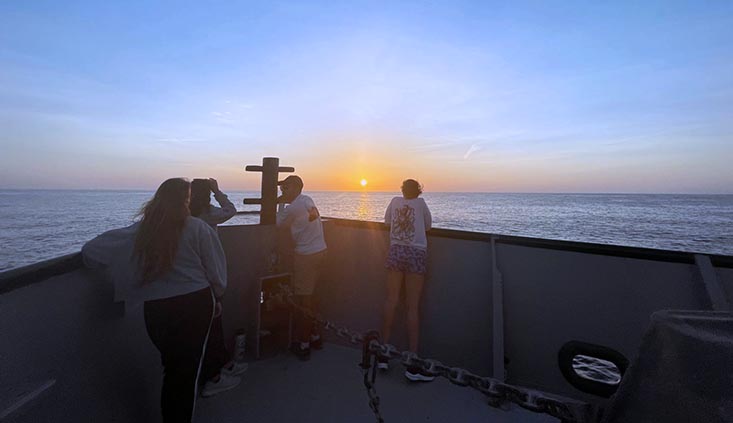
[276, 203, 296, 227]
[277, 199, 306, 227]
[197, 222, 227, 299]
[384, 198, 394, 227]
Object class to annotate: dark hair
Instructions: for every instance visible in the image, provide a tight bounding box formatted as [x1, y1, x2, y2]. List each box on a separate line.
[401, 179, 423, 199]
[189, 179, 212, 217]
[134, 178, 191, 283]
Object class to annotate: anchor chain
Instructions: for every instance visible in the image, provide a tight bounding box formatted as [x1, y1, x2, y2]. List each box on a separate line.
[360, 331, 385, 423]
[272, 284, 596, 423]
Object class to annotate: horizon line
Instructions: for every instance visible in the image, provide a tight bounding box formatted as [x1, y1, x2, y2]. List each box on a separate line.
[1, 188, 731, 196]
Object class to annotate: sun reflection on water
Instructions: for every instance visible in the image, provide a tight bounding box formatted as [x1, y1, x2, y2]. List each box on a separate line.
[357, 192, 371, 221]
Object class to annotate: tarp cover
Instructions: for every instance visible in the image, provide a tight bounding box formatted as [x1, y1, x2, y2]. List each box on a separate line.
[603, 310, 733, 423]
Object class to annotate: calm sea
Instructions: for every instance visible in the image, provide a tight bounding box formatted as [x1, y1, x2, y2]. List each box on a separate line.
[1, 190, 732, 271]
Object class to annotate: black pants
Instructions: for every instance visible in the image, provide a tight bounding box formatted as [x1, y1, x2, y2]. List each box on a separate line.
[201, 315, 230, 382]
[144, 288, 214, 423]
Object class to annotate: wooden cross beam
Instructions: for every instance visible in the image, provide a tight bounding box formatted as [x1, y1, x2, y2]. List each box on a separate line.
[243, 157, 295, 224]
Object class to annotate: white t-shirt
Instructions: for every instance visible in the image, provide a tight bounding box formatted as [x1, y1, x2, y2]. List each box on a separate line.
[384, 197, 432, 250]
[276, 194, 328, 255]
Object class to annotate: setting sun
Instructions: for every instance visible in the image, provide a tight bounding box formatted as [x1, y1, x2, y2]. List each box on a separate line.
[360, 179, 368, 187]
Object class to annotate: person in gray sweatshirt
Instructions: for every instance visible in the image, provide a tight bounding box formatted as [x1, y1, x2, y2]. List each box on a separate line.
[82, 178, 230, 422]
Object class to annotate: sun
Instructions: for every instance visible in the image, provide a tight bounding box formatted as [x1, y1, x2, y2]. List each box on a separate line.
[360, 178, 368, 187]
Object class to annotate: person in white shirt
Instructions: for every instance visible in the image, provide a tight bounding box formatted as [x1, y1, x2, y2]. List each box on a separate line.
[381, 179, 434, 382]
[276, 175, 327, 360]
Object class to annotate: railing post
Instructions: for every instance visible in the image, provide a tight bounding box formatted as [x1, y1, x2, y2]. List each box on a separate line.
[695, 254, 730, 311]
[490, 236, 506, 381]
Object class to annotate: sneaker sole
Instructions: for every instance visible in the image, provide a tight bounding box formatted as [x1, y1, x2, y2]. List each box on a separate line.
[377, 363, 389, 370]
[405, 372, 435, 382]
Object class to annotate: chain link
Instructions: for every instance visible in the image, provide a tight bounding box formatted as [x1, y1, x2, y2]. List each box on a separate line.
[272, 284, 596, 423]
[363, 354, 385, 423]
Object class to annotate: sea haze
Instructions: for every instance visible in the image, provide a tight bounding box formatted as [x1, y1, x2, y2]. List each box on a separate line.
[1, 190, 732, 271]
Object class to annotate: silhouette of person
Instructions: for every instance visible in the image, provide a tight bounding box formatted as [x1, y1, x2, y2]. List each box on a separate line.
[189, 178, 246, 397]
[276, 175, 327, 360]
[381, 179, 433, 381]
[83, 178, 228, 422]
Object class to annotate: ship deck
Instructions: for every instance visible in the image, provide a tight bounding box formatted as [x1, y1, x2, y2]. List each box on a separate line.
[195, 343, 554, 423]
[5, 218, 732, 422]
[0, 269, 554, 422]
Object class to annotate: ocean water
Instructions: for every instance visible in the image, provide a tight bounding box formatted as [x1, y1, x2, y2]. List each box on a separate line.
[1, 190, 732, 272]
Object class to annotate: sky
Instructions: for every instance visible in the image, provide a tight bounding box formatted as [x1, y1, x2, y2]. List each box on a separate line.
[0, 1, 731, 193]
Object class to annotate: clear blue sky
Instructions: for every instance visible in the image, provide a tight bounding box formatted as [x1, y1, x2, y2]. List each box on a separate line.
[1, 1, 731, 192]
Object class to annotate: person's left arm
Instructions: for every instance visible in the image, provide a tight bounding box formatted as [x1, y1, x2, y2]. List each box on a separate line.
[304, 197, 320, 221]
[208, 190, 237, 224]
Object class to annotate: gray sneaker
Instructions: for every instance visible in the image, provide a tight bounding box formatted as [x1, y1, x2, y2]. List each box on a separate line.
[201, 373, 241, 397]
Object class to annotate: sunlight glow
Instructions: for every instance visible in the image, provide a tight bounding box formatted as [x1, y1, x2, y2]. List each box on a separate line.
[0, 2, 731, 193]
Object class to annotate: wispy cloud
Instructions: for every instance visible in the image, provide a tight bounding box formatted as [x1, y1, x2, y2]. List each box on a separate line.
[463, 143, 483, 160]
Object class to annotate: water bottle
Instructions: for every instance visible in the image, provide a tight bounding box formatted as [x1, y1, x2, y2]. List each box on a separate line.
[234, 329, 247, 362]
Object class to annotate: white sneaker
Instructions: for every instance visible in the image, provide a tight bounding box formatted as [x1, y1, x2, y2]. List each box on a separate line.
[377, 359, 389, 370]
[201, 373, 241, 397]
[405, 368, 435, 382]
[221, 361, 249, 376]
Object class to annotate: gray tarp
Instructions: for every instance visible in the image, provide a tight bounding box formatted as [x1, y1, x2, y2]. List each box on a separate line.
[603, 310, 733, 423]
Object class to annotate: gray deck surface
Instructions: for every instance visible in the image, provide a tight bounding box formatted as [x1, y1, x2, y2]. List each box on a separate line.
[196, 344, 555, 423]
[1, 271, 556, 422]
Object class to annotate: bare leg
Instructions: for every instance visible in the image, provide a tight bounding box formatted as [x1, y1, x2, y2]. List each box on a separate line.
[381, 271, 403, 344]
[404, 273, 425, 352]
